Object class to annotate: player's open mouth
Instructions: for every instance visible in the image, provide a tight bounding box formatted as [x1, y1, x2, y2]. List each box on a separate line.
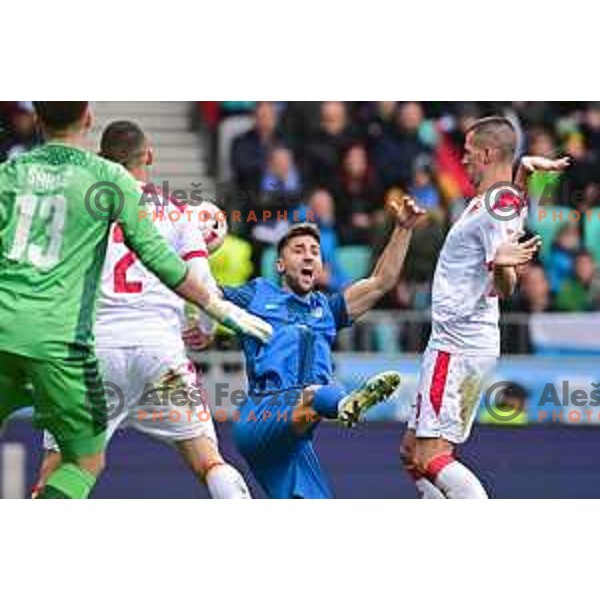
[300, 267, 314, 278]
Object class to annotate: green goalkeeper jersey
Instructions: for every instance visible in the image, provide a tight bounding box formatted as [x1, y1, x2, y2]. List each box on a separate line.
[0, 142, 189, 359]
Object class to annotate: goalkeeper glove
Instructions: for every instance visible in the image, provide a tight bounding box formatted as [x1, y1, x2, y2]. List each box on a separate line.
[204, 297, 272, 343]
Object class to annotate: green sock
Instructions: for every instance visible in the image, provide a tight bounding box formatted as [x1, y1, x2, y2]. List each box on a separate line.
[37, 463, 96, 499]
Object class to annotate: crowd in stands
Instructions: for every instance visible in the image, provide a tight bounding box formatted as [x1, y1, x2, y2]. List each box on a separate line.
[3, 101, 600, 353]
[197, 101, 600, 322]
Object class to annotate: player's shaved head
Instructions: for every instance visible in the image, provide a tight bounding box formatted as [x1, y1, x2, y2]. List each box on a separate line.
[33, 101, 89, 133]
[466, 116, 517, 164]
[100, 120, 148, 169]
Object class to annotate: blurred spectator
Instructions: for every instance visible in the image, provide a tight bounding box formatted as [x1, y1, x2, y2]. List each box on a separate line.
[361, 101, 398, 146]
[246, 145, 303, 268]
[0, 102, 40, 162]
[581, 102, 600, 162]
[545, 222, 581, 293]
[560, 132, 598, 209]
[373, 101, 431, 191]
[231, 101, 283, 194]
[280, 102, 323, 153]
[555, 250, 599, 311]
[307, 189, 349, 292]
[510, 264, 554, 313]
[409, 155, 441, 211]
[303, 101, 358, 190]
[503, 263, 553, 354]
[529, 127, 557, 157]
[334, 144, 382, 245]
[261, 145, 301, 198]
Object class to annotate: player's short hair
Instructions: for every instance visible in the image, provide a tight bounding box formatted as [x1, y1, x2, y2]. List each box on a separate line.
[466, 116, 517, 163]
[277, 224, 321, 255]
[99, 120, 147, 169]
[33, 101, 89, 132]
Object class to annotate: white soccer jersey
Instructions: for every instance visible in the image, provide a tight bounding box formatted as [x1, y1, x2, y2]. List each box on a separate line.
[95, 184, 213, 346]
[428, 192, 527, 356]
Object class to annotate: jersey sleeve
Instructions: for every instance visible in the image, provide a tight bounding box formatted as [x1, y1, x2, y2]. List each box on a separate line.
[327, 292, 353, 330]
[178, 222, 218, 334]
[109, 164, 188, 289]
[221, 280, 258, 309]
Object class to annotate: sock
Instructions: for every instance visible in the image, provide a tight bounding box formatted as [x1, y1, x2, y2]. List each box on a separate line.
[206, 464, 251, 499]
[416, 477, 446, 499]
[36, 463, 96, 499]
[312, 384, 346, 419]
[424, 454, 488, 499]
[405, 464, 445, 499]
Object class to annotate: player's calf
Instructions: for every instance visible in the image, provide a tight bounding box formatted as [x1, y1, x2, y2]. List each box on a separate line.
[414, 438, 487, 499]
[35, 451, 105, 499]
[175, 437, 250, 499]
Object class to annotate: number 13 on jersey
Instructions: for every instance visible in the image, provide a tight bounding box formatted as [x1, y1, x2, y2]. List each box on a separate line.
[6, 195, 66, 270]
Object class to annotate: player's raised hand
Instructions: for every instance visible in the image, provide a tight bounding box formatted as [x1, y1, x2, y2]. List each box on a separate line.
[515, 155, 571, 189]
[386, 194, 427, 229]
[204, 297, 273, 343]
[494, 234, 542, 267]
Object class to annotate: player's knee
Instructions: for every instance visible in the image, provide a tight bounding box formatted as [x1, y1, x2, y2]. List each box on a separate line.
[400, 429, 416, 462]
[413, 440, 453, 474]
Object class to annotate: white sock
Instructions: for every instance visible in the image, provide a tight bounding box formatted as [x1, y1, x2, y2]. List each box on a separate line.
[415, 477, 446, 499]
[206, 464, 252, 499]
[425, 455, 488, 499]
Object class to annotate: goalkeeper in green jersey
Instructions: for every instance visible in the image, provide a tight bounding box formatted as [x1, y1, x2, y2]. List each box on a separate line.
[0, 102, 272, 499]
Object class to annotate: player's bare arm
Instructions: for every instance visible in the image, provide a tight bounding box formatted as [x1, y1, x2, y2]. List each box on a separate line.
[343, 196, 426, 320]
[493, 234, 542, 297]
[514, 155, 571, 191]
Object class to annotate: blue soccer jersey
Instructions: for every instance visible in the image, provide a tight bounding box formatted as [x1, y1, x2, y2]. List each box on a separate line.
[222, 277, 353, 498]
[222, 278, 352, 395]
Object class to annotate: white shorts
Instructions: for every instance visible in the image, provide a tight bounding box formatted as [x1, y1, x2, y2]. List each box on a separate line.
[44, 343, 217, 452]
[408, 347, 496, 444]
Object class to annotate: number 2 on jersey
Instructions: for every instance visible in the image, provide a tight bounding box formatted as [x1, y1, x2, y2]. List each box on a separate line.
[112, 225, 143, 293]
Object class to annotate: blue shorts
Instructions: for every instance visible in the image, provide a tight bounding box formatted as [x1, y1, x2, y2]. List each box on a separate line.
[232, 391, 332, 499]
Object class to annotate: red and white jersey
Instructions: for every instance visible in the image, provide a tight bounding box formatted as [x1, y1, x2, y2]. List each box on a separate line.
[95, 183, 212, 347]
[428, 192, 527, 357]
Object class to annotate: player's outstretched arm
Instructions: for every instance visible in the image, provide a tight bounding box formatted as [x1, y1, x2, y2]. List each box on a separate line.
[514, 155, 571, 190]
[175, 272, 272, 343]
[343, 196, 426, 321]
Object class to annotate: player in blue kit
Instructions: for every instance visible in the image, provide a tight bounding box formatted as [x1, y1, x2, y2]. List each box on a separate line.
[219, 196, 425, 498]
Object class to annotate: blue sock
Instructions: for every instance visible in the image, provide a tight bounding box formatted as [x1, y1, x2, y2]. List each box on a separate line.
[312, 384, 346, 419]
